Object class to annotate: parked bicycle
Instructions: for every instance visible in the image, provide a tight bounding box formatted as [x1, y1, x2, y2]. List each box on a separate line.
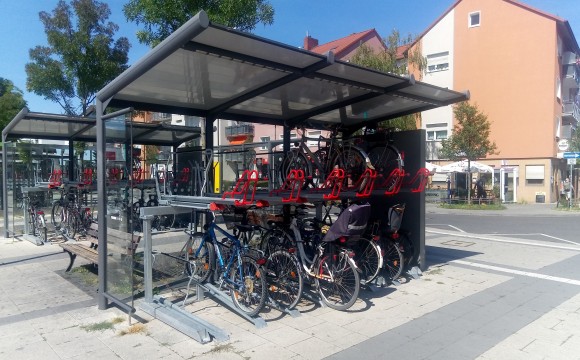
[27, 196, 47, 243]
[260, 202, 369, 311]
[51, 182, 94, 239]
[316, 201, 383, 285]
[363, 128, 404, 193]
[180, 203, 268, 317]
[278, 126, 372, 190]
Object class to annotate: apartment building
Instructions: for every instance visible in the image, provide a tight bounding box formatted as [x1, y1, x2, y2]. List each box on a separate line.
[411, 0, 579, 203]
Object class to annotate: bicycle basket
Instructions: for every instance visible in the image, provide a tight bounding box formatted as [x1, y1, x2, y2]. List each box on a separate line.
[322, 203, 371, 244]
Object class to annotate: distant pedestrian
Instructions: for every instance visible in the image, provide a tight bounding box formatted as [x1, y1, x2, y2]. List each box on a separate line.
[475, 178, 486, 199]
[563, 177, 573, 201]
[446, 176, 451, 199]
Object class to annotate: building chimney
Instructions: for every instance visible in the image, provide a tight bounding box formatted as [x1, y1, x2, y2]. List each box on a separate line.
[304, 35, 318, 50]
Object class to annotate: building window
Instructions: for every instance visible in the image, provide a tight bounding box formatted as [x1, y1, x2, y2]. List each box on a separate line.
[260, 136, 270, 150]
[307, 130, 321, 147]
[525, 165, 544, 185]
[427, 130, 448, 141]
[279, 133, 298, 147]
[469, 11, 481, 27]
[427, 52, 449, 73]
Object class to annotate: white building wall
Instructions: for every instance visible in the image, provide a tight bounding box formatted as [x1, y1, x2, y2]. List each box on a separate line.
[420, 9, 455, 163]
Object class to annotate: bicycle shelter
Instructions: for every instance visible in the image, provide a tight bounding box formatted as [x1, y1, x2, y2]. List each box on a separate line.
[4, 10, 469, 343]
[91, 10, 469, 342]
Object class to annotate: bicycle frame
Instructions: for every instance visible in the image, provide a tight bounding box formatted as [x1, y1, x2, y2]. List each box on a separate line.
[190, 213, 249, 290]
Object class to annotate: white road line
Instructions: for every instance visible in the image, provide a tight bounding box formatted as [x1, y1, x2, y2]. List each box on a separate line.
[428, 224, 466, 233]
[427, 229, 580, 251]
[451, 260, 580, 286]
[447, 225, 465, 233]
[480, 233, 580, 246]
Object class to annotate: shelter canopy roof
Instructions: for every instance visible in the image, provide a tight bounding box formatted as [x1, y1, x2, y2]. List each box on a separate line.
[3, 107, 201, 146]
[97, 11, 469, 131]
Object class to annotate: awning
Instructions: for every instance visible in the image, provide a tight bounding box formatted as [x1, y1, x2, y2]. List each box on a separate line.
[97, 11, 469, 131]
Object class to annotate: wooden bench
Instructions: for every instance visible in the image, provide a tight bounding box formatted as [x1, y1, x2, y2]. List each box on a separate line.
[60, 223, 141, 272]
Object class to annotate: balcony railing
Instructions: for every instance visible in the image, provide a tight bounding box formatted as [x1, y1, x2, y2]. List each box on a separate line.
[225, 123, 255, 143]
[225, 124, 255, 137]
[562, 100, 580, 125]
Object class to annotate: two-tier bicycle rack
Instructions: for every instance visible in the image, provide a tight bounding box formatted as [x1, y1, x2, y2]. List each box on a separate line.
[4, 10, 468, 345]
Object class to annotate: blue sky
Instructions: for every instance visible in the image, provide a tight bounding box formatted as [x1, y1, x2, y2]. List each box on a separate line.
[1, 0, 579, 115]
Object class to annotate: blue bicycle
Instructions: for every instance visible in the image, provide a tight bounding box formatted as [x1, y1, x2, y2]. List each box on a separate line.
[182, 203, 267, 317]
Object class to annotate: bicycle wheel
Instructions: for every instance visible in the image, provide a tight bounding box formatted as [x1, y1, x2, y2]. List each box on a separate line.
[184, 234, 213, 283]
[159, 214, 176, 230]
[278, 150, 312, 189]
[382, 240, 404, 281]
[312, 147, 333, 187]
[332, 145, 368, 190]
[259, 227, 291, 258]
[230, 255, 267, 317]
[352, 238, 382, 285]
[315, 251, 360, 311]
[265, 250, 303, 310]
[62, 209, 79, 239]
[34, 213, 48, 243]
[27, 211, 36, 235]
[51, 200, 65, 228]
[368, 145, 402, 192]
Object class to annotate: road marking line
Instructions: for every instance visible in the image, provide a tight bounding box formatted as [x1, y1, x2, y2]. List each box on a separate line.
[447, 225, 465, 233]
[480, 233, 580, 246]
[429, 224, 467, 233]
[451, 260, 580, 286]
[427, 229, 580, 251]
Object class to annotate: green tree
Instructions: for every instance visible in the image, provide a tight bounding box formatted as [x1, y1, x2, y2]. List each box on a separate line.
[0, 78, 27, 132]
[123, 0, 275, 47]
[25, 0, 130, 116]
[440, 101, 498, 203]
[569, 129, 580, 166]
[350, 30, 427, 131]
[570, 129, 580, 152]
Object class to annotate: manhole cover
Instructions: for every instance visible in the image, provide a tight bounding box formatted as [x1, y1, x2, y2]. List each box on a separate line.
[441, 240, 475, 247]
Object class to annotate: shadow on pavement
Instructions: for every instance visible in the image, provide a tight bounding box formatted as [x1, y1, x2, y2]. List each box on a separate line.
[425, 245, 481, 268]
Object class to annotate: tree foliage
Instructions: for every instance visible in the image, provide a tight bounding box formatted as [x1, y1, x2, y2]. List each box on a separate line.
[0, 78, 27, 132]
[440, 102, 498, 203]
[570, 129, 580, 152]
[123, 0, 275, 47]
[440, 102, 498, 161]
[349, 30, 427, 131]
[25, 0, 130, 116]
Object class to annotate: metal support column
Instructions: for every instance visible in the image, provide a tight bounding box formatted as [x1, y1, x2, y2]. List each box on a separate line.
[96, 99, 108, 310]
[68, 141, 75, 182]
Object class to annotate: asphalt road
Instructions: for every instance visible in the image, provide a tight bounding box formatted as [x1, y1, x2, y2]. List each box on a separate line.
[426, 211, 580, 245]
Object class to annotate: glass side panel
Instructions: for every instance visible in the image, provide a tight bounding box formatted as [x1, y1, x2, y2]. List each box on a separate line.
[104, 113, 137, 310]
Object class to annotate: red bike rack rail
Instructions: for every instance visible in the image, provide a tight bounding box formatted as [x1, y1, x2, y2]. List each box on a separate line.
[82, 168, 94, 186]
[353, 168, 378, 198]
[48, 169, 63, 189]
[322, 168, 345, 200]
[271, 169, 307, 203]
[307, 168, 345, 200]
[380, 168, 405, 195]
[404, 167, 431, 193]
[223, 169, 259, 206]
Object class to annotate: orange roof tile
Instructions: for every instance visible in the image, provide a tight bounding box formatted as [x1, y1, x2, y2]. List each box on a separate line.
[309, 29, 386, 58]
